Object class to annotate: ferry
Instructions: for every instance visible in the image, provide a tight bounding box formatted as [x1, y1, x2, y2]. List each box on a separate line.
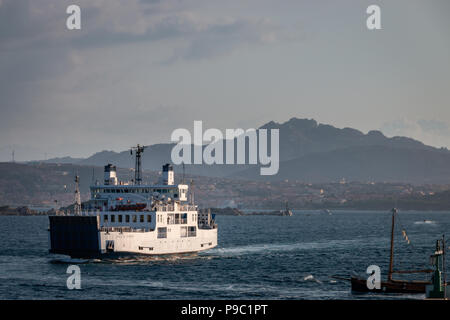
[48, 145, 218, 258]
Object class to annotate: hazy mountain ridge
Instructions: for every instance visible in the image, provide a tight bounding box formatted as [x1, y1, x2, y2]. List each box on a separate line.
[34, 117, 450, 183]
[234, 144, 450, 184]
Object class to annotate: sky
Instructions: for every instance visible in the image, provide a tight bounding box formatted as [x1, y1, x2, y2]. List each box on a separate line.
[0, 0, 450, 161]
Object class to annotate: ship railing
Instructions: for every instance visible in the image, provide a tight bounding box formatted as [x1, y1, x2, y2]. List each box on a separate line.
[154, 205, 175, 212]
[100, 226, 154, 233]
[167, 218, 188, 225]
[198, 222, 218, 230]
[178, 205, 197, 211]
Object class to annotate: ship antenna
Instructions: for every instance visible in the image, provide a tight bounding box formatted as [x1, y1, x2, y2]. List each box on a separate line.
[190, 179, 195, 205]
[182, 162, 185, 184]
[131, 144, 145, 185]
[74, 174, 81, 216]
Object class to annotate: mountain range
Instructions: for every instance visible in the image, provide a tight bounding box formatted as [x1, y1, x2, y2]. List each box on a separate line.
[34, 118, 450, 184]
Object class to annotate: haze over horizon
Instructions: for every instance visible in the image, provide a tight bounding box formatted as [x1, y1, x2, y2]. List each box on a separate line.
[1, 0, 450, 161]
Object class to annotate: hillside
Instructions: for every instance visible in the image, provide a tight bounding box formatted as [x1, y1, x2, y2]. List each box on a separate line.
[33, 117, 450, 184]
[1, 162, 450, 210]
[234, 145, 450, 184]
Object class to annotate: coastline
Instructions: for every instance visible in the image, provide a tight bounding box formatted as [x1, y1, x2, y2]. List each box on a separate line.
[2, 205, 449, 217]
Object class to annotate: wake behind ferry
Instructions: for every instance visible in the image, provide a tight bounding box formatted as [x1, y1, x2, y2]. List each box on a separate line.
[48, 145, 218, 258]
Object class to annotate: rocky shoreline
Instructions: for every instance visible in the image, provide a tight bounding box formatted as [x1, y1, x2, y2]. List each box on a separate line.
[0, 206, 48, 216]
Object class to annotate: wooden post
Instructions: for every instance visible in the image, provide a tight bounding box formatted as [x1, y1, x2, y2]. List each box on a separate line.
[388, 208, 396, 281]
[443, 234, 447, 299]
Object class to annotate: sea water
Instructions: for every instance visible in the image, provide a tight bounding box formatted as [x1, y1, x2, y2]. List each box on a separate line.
[0, 210, 449, 300]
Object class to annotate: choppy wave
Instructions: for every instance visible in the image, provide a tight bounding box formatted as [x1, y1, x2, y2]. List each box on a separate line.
[99, 254, 212, 265]
[303, 274, 322, 284]
[1, 213, 446, 300]
[205, 239, 361, 257]
[414, 220, 437, 225]
[86, 277, 329, 298]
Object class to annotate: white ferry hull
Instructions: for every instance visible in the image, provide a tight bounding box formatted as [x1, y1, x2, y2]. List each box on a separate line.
[49, 214, 218, 258]
[100, 228, 217, 256]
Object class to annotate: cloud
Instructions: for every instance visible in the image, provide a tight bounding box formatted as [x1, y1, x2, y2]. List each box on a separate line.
[161, 17, 278, 64]
[0, 0, 287, 160]
[417, 119, 450, 137]
[0, 0, 280, 58]
[380, 118, 450, 149]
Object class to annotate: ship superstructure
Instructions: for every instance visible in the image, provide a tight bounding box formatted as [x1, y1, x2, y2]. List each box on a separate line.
[48, 146, 217, 258]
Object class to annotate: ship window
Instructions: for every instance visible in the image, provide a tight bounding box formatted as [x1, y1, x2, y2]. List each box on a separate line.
[147, 215, 151, 223]
[111, 215, 115, 223]
[118, 215, 123, 223]
[132, 215, 137, 223]
[174, 193, 178, 198]
[104, 215, 108, 222]
[126, 215, 130, 223]
[157, 227, 167, 239]
[125, 189, 129, 193]
[188, 226, 196, 237]
[180, 226, 187, 238]
[140, 215, 144, 223]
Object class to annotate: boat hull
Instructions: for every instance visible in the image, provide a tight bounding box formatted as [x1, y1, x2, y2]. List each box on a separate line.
[48, 215, 218, 259]
[351, 277, 429, 294]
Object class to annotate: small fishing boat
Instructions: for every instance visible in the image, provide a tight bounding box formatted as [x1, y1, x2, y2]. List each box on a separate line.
[350, 208, 432, 294]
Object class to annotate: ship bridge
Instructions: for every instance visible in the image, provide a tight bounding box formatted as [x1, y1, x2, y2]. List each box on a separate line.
[86, 163, 189, 212]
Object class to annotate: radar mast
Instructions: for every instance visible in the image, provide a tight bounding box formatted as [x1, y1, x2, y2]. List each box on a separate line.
[130, 144, 145, 185]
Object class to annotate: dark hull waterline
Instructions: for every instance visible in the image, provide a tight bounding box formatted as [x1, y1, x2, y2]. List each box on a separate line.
[351, 277, 430, 294]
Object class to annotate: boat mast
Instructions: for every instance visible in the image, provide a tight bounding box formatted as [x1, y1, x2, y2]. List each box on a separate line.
[443, 234, 447, 299]
[131, 144, 145, 185]
[388, 208, 397, 281]
[74, 174, 81, 216]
